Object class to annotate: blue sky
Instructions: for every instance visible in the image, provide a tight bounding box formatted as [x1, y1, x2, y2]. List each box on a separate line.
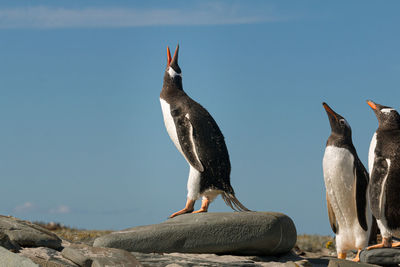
[1, 1, 399, 235]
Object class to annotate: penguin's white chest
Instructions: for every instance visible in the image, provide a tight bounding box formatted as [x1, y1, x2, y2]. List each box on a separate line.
[323, 146, 369, 250]
[368, 133, 377, 174]
[160, 98, 184, 155]
[323, 146, 355, 197]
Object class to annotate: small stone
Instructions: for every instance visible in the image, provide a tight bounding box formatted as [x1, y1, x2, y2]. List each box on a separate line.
[61, 246, 92, 267]
[92, 257, 142, 267]
[0, 215, 62, 250]
[328, 258, 380, 267]
[132, 251, 312, 267]
[19, 247, 79, 267]
[61, 243, 142, 267]
[0, 231, 21, 252]
[94, 212, 297, 256]
[359, 247, 400, 265]
[0, 246, 39, 267]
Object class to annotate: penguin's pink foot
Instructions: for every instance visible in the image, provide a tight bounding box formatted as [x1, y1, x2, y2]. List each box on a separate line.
[170, 208, 194, 218]
[337, 252, 346, 259]
[352, 249, 361, 262]
[192, 197, 210, 214]
[366, 243, 387, 250]
[192, 208, 208, 214]
[391, 241, 400, 248]
[169, 198, 196, 218]
[366, 237, 392, 250]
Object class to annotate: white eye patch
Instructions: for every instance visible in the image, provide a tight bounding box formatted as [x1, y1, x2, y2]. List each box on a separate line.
[381, 108, 394, 114]
[168, 67, 182, 78]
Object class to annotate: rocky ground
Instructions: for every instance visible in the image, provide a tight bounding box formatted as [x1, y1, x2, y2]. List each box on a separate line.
[0, 214, 397, 267]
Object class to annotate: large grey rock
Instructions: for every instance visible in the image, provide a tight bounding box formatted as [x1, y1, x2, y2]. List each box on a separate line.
[0, 215, 62, 250]
[61, 243, 142, 267]
[94, 212, 297, 256]
[359, 247, 400, 265]
[19, 247, 79, 267]
[0, 246, 40, 267]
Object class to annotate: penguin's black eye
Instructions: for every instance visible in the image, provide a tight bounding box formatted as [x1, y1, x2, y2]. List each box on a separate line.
[339, 119, 345, 125]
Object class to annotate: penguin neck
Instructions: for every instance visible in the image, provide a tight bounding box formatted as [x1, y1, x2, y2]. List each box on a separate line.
[327, 133, 354, 151]
[160, 75, 185, 100]
[378, 120, 400, 132]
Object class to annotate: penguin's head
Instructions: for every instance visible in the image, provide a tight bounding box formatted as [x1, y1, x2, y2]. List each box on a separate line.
[367, 100, 400, 130]
[322, 102, 352, 138]
[163, 44, 183, 91]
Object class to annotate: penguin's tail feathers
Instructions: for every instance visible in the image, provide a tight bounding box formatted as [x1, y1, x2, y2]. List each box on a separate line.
[221, 192, 251, 212]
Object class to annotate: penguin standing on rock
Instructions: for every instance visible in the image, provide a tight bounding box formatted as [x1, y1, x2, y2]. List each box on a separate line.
[366, 100, 400, 249]
[322, 103, 372, 261]
[160, 45, 250, 218]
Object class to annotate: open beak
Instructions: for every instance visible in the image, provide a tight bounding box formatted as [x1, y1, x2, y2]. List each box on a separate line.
[167, 44, 179, 67]
[367, 100, 377, 110]
[167, 46, 172, 66]
[323, 102, 338, 121]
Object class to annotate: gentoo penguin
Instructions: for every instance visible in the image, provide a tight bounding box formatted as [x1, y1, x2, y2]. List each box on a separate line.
[322, 102, 372, 260]
[160, 45, 250, 218]
[367, 100, 400, 249]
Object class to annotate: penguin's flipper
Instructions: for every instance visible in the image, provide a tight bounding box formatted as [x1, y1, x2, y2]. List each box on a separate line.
[173, 111, 204, 172]
[354, 159, 369, 231]
[326, 192, 338, 234]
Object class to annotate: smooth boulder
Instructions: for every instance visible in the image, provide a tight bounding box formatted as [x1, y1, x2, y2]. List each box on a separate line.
[0, 215, 62, 250]
[94, 212, 297, 256]
[359, 247, 400, 265]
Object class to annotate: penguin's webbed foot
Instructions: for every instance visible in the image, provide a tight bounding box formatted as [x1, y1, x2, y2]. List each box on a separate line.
[391, 241, 400, 248]
[366, 243, 387, 250]
[337, 252, 346, 259]
[366, 237, 392, 250]
[169, 198, 196, 218]
[192, 208, 208, 214]
[191, 197, 210, 214]
[170, 208, 194, 218]
[351, 249, 361, 262]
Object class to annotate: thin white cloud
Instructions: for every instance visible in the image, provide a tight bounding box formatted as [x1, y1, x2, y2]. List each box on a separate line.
[13, 202, 71, 214]
[49, 205, 71, 214]
[14, 202, 36, 213]
[0, 4, 289, 29]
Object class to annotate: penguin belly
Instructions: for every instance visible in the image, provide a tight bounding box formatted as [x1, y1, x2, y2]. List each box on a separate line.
[368, 133, 377, 174]
[160, 98, 185, 155]
[323, 146, 370, 251]
[160, 98, 203, 200]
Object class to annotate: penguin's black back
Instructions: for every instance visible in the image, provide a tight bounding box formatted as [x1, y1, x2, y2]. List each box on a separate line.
[163, 89, 233, 194]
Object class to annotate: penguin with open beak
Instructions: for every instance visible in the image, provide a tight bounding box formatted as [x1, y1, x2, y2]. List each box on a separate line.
[160, 45, 250, 218]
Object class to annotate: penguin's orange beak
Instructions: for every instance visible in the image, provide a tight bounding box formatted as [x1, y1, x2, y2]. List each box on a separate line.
[167, 44, 179, 67]
[323, 102, 338, 121]
[167, 46, 172, 67]
[367, 100, 377, 110]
